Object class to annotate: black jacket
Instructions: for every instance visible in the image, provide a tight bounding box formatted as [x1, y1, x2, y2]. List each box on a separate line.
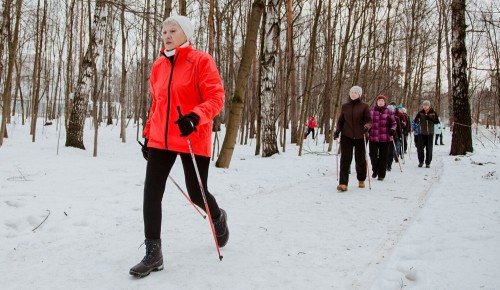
[414, 108, 439, 135]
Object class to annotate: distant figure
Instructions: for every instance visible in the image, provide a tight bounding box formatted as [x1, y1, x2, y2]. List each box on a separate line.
[434, 122, 444, 145]
[386, 104, 402, 172]
[304, 116, 317, 139]
[414, 100, 439, 168]
[333, 86, 372, 191]
[400, 106, 411, 154]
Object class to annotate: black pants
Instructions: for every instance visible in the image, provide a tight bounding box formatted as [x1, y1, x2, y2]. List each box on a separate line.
[143, 148, 221, 239]
[304, 127, 315, 139]
[417, 134, 434, 165]
[402, 134, 409, 153]
[339, 136, 367, 185]
[434, 133, 443, 145]
[369, 141, 389, 178]
[387, 138, 401, 169]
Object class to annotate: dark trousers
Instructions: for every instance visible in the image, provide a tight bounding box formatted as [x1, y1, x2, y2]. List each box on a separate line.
[417, 134, 434, 165]
[304, 127, 315, 139]
[387, 138, 401, 169]
[339, 136, 367, 185]
[143, 148, 221, 239]
[402, 134, 409, 153]
[369, 141, 390, 178]
[434, 133, 444, 145]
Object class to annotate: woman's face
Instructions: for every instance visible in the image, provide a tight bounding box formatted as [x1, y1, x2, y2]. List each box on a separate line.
[162, 21, 187, 51]
[350, 90, 360, 100]
[377, 98, 385, 107]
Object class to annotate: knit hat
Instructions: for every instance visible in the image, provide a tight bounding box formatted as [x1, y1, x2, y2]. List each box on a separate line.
[375, 95, 387, 103]
[423, 100, 431, 107]
[350, 86, 363, 96]
[396, 104, 403, 110]
[164, 15, 195, 41]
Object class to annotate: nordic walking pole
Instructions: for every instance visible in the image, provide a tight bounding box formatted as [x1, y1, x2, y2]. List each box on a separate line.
[138, 141, 206, 219]
[392, 139, 403, 172]
[168, 176, 206, 219]
[177, 106, 223, 261]
[335, 138, 339, 181]
[363, 134, 371, 190]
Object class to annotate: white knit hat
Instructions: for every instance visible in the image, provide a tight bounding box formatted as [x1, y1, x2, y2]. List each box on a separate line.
[164, 15, 194, 41]
[350, 86, 363, 96]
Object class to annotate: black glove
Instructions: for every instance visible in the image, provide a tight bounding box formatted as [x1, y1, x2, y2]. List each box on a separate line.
[333, 131, 340, 140]
[174, 112, 200, 137]
[389, 129, 395, 136]
[363, 126, 369, 134]
[138, 139, 149, 161]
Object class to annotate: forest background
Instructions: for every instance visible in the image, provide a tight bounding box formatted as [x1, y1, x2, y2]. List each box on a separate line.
[0, 0, 499, 164]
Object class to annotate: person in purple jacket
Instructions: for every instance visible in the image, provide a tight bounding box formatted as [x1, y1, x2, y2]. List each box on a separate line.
[368, 95, 396, 181]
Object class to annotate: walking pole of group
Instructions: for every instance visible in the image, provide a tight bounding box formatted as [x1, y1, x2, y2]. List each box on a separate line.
[363, 134, 372, 190]
[392, 139, 403, 173]
[336, 138, 339, 181]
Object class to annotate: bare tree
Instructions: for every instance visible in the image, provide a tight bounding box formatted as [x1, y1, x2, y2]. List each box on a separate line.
[450, 0, 472, 155]
[0, 0, 22, 145]
[298, 0, 322, 156]
[260, 0, 281, 157]
[66, 0, 108, 149]
[216, 0, 264, 168]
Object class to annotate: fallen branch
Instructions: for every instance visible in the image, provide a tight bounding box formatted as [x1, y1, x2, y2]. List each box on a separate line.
[32, 210, 51, 232]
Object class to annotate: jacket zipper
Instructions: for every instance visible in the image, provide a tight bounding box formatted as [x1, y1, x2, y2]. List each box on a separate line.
[165, 54, 178, 149]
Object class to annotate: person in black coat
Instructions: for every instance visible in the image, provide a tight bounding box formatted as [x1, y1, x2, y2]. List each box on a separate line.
[414, 100, 439, 168]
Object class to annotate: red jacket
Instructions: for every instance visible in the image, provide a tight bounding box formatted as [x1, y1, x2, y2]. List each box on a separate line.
[144, 45, 224, 157]
[307, 117, 317, 128]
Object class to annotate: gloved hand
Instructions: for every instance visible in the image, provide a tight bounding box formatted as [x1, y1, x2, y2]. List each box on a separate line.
[174, 112, 200, 137]
[363, 126, 369, 134]
[138, 139, 149, 161]
[389, 129, 395, 136]
[333, 131, 340, 140]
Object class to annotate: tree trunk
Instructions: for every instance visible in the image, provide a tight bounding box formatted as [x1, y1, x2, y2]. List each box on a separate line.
[1, 0, 21, 145]
[65, 0, 108, 149]
[119, 0, 127, 142]
[298, 0, 322, 156]
[285, 0, 298, 144]
[450, 0, 472, 155]
[260, 0, 280, 158]
[30, 0, 47, 143]
[216, 0, 264, 168]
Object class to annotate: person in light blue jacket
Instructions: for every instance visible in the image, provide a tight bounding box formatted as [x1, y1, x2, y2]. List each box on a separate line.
[434, 122, 444, 145]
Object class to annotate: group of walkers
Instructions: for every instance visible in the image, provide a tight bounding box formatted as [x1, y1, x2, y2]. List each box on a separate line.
[333, 86, 442, 192]
[129, 13, 447, 278]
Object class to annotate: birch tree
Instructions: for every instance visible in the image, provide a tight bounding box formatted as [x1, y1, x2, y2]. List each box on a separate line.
[450, 0, 472, 155]
[260, 0, 281, 157]
[66, 0, 108, 149]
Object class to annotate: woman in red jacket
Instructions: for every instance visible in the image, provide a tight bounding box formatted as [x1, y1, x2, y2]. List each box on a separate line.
[130, 15, 228, 278]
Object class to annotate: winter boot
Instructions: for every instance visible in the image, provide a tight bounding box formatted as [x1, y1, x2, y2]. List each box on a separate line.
[358, 181, 365, 188]
[129, 239, 163, 278]
[336, 184, 348, 192]
[213, 209, 229, 248]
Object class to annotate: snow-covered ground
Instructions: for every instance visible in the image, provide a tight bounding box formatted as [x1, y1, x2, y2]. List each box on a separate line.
[1, 118, 499, 290]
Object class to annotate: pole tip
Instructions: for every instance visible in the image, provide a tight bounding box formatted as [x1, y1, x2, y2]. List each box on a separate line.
[219, 255, 223, 261]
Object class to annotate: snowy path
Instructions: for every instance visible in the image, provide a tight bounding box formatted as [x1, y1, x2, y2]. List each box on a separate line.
[2, 124, 499, 289]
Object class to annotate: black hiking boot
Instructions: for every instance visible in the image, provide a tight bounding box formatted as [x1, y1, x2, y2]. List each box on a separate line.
[213, 209, 229, 248]
[130, 239, 163, 278]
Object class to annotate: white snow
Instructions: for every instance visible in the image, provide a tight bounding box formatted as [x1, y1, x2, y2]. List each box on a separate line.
[1, 119, 499, 290]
